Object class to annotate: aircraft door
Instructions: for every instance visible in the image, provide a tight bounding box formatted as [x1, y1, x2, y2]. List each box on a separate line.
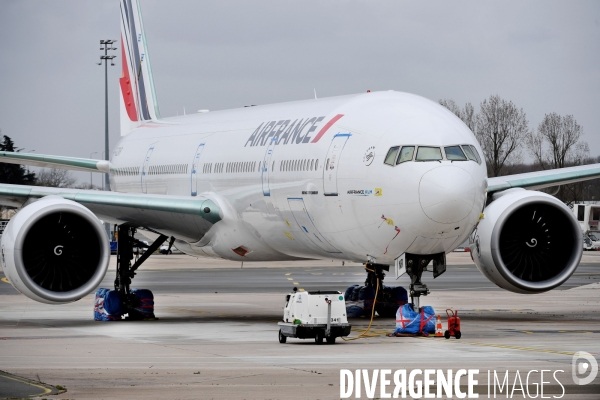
[261, 137, 277, 196]
[141, 145, 155, 194]
[190, 143, 205, 196]
[323, 133, 351, 196]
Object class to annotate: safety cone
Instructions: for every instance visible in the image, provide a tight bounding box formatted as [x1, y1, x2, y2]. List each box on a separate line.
[435, 315, 444, 337]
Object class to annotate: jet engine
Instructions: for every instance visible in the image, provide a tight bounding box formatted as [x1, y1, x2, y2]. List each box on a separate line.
[471, 189, 582, 294]
[0, 196, 109, 304]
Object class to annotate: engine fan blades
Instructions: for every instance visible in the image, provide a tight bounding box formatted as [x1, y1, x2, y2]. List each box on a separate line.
[22, 212, 101, 292]
[499, 204, 573, 283]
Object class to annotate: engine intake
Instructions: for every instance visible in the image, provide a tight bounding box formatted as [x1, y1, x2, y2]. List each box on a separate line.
[471, 189, 582, 294]
[0, 196, 109, 304]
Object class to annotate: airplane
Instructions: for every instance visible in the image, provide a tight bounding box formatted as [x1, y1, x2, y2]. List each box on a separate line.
[1, 0, 599, 314]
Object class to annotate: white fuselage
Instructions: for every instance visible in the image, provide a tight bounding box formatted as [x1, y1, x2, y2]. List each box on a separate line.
[110, 91, 488, 264]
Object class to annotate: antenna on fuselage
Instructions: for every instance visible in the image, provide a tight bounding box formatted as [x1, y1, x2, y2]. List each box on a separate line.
[314, 88, 318, 100]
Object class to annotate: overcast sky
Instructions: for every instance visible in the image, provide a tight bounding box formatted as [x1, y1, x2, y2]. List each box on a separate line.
[1, 1, 598, 184]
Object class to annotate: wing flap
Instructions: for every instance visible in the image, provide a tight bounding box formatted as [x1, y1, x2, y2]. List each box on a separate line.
[0, 184, 221, 242]
[487, 163, 600, 193]
[0, 151, 111, 173]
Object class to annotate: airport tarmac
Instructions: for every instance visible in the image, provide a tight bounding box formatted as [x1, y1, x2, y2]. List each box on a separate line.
[0, 252, 599, 399]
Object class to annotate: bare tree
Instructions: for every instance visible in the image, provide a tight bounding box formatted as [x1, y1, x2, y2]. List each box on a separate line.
[527, 112, 588, 170]
[475, 95, 529, 177]
[439, 99, 476, 132]
[36, 168, 76, 188]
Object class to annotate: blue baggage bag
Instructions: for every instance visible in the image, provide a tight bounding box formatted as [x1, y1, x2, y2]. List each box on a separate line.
[394, 304, 436, 335]
[94, 288, 122, 321]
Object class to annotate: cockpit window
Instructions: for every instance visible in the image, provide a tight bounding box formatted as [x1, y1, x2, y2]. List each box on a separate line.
[384, 146, 400, 166]
[396, 146, 415, 164]
[461, 145, 477, 162]
[468, 145, 482, 164]
[444, 146, 467, 161]
[415, 146, 443, 161]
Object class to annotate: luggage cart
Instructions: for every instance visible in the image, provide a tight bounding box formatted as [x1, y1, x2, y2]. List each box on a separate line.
[278, 289, 351, 344]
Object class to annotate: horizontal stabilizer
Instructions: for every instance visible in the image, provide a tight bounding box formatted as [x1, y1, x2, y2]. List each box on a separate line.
[487, 163, 600, 193]
[0, 151, 112, 173]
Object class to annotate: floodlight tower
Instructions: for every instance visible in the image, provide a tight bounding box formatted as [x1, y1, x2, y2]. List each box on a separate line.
[98, 39, 117, 191]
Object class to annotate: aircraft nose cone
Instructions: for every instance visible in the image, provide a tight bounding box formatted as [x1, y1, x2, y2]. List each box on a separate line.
[419, 166, 475, 224]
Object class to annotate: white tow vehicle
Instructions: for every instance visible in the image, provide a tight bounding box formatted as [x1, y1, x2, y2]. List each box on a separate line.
[278, 290, 351, 344]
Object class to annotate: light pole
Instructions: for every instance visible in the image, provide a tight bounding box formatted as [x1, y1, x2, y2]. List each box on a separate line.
[90, 151, 98, 188]
[98, 39, 117, 192]
[98, 40, 117, 241]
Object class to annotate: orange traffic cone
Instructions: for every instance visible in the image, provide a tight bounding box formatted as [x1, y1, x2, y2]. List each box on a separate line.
[435, 315, 443, 337]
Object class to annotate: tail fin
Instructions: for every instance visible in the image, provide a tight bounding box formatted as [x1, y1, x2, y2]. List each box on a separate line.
[119, 0, 161, 135]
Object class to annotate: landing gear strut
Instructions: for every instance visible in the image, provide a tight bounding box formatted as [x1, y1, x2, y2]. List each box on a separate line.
[114, 225, 168, 317]
[405, 253, 446, 310]
[364, 262, 387, 294]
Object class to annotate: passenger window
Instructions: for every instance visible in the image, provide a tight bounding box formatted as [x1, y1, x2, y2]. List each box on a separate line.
[416, 147, 443, 161]
[444, 146, 467, 161]
[396, 146, 415, 164]
[384, 147, 399, 166]
[315, 159, 319, 170]
[469, 145, 482, 164]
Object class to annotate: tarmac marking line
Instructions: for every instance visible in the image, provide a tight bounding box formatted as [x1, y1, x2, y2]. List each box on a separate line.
[287, 278, 293, 281]
[448, 340, 577, 356]
[0, 372, 53, 396]
[293, 282, 299, 285]
[285, 273, 291, 276]
[1, 277, 9, 284]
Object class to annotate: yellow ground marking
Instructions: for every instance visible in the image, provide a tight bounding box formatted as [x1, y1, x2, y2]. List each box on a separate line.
[521, 331, 533, 334]
[311, 272, 322, 275]
[164, 307, 210, 315]
[298, 288, 305, 292]
[332, 272, 345, 276]
[1, 277, 9, 284]
[420, 337, 577, 357]
[285, 273, 291, 276]
[0, 373, 52, 396]
[293, 282, 299, 285]
[287, 278, 293, 281]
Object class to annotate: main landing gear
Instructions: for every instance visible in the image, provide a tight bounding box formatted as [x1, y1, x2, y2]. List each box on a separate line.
[114, 225, 172, 317]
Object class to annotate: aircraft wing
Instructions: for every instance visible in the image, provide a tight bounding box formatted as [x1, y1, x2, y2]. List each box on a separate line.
[487, 163, 600, 193]
[0, 151, 111, 173]
[0, 184, 221, 242]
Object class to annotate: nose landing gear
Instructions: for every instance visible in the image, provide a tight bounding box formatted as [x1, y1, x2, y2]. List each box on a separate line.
[363, 253, 447, 313]
[404, 253, 446, 310]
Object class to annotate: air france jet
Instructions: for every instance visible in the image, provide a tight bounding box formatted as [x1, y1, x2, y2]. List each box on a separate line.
[1, 0, 599, 312]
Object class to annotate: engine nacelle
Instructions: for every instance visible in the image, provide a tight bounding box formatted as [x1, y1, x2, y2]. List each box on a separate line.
[471, 189, 582, 294]
[0, 196, 109, 304]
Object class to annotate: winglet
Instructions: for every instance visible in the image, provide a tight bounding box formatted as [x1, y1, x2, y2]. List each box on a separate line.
[119, 0, 161, 135]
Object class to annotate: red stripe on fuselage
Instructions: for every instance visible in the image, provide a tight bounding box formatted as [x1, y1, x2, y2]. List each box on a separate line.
[310, 114, 344, 143]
